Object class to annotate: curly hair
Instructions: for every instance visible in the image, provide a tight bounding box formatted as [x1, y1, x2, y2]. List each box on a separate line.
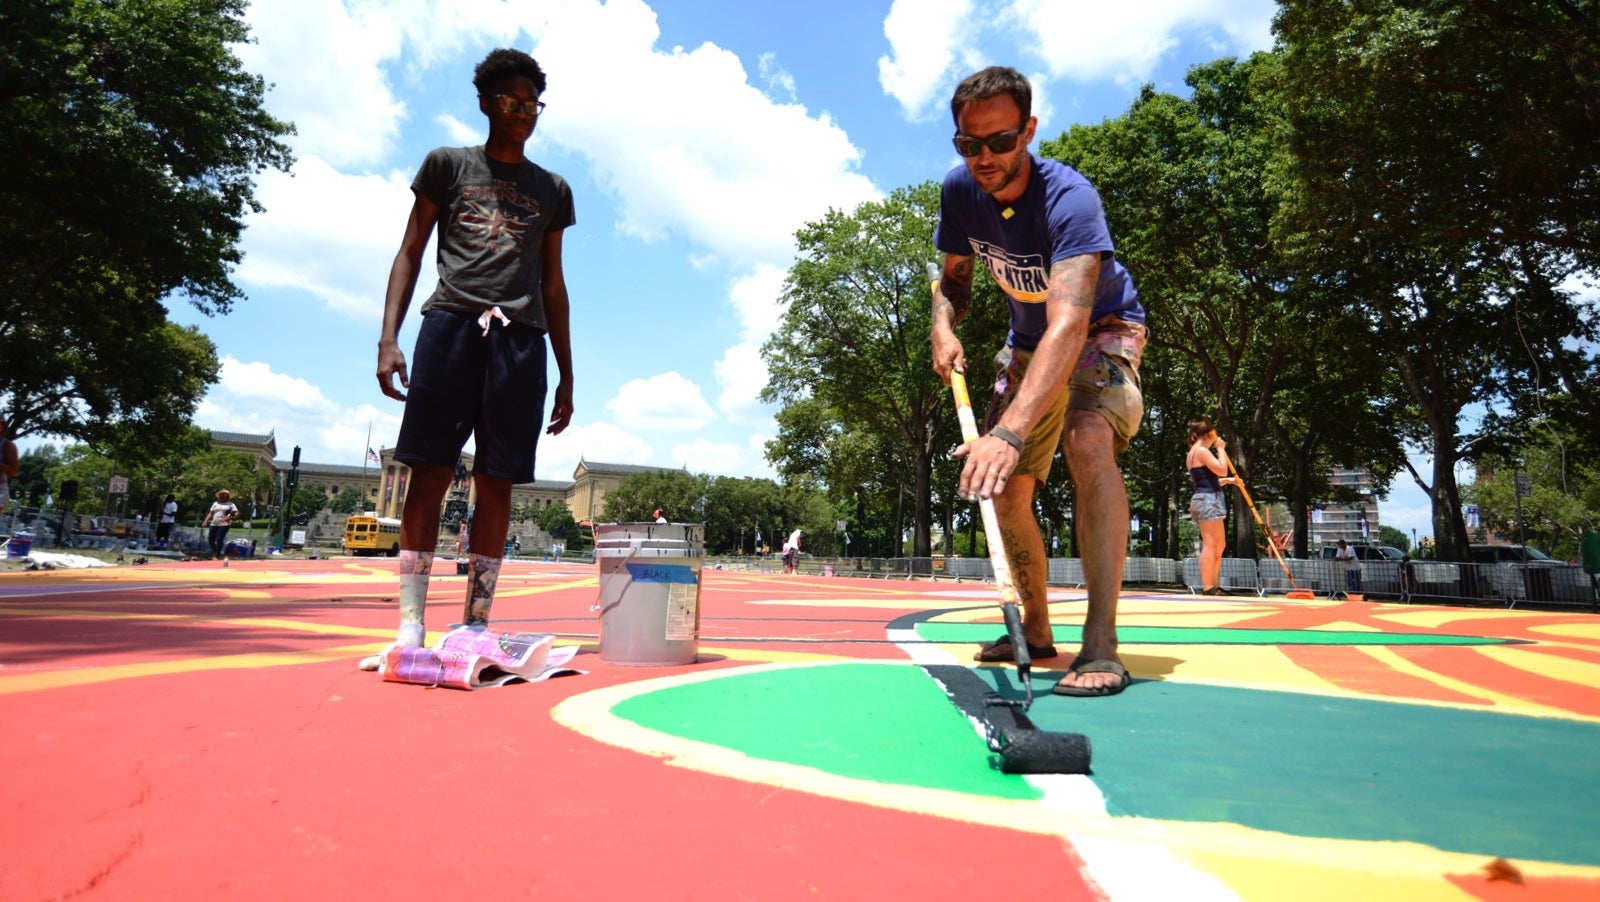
[950, 66, 1031, 127]
[473, 48, 546, 97]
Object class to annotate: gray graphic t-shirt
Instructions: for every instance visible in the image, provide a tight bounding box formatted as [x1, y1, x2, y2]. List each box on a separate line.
[413, 146, 576, 330]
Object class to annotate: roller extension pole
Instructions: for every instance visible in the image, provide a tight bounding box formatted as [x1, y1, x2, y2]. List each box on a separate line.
[949, 370, 1033, 707]
[1223, 451, 1311, 598]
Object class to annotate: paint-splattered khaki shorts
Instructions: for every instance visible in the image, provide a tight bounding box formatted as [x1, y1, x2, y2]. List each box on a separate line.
[984, 318, 1147, 483]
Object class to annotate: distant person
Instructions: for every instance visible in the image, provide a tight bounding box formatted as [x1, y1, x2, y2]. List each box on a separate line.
[201, 490, 239, 560]
[0, 414, 17, 516]
[653, 508, 668, 524]
[1334, 539, 1362, 596]
[1186, 417, 1238, 595]
[931, 66, 1146, 696]
[362, 48, 576, 671]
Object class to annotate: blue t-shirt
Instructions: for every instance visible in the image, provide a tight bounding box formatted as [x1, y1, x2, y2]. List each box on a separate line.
[935, 154, 1143, 351]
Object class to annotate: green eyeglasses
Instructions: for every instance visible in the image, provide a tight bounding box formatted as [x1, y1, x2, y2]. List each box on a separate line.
[952, 128, 1023, 157]
[486, 94, 546, 116]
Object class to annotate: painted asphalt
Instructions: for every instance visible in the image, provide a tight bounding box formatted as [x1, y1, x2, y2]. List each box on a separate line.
[1, 558, 1597, 900]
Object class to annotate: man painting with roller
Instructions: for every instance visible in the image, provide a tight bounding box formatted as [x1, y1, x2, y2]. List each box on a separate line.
[931, 66, 1146, 697]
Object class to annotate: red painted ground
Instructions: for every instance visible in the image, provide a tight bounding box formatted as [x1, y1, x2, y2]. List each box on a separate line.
[0, 560, 1090, 901]
[4, 557, 1597, 900]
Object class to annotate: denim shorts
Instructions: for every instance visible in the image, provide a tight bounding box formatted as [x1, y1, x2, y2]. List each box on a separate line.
[1190, 491, 1226, 522]
[395, 309, 549, 484]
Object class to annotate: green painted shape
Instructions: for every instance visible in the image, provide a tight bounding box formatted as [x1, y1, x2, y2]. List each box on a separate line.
[610, 663, 1041, 800]
[917, 622, 1506, 647]
[974, 669, 1600, 866]
[615, 663, 1600, 867]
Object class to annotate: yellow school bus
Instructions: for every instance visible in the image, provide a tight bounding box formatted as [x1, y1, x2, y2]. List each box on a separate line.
[343, 515, 402, 556]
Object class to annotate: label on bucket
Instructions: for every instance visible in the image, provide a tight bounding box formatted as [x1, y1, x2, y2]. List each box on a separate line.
[624, 562, 699, 584]
[664, 583, 697, 641]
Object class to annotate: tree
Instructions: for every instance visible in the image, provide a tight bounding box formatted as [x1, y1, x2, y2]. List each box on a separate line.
[1044, 55, 1407, 561]
[601, 469, 707, 526]
[1, 0, 294, 446]
[1272, 0, 1600, 559]
[1378, 525, 1411, 554]
[172, 447, 271, 525]
[764, 183, 1005, 556]
[13, 444, 63, 507]
[538, 501, 580, 549]
[284, 482, 328, 524]
[329, 486, 365, 515]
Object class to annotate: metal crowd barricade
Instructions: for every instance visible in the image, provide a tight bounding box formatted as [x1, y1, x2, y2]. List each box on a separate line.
[1049, 557, 1086, 588]
[1358, 560, 1405, 598]
[1257, 557, 1332, 597]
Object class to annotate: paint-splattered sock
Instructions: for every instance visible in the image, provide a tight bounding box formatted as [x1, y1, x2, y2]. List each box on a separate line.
[396, 549, 433, 644]
[462, 553, 503, 627]
[359, 550, 433, 672]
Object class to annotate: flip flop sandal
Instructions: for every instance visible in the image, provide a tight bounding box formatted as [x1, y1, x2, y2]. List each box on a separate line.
[1052, 659, 1132, 697]
[973, 634, 1059, 663]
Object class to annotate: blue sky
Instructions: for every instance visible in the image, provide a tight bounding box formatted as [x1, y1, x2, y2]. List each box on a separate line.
[94, 0, 1433, 539]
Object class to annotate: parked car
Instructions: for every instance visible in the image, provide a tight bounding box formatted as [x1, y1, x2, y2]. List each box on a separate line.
[1468, 544, 1566, 566]
[1319, 542, 1407, 562]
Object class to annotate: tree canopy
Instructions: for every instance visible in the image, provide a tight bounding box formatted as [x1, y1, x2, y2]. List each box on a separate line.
[1, 0, 294, 449]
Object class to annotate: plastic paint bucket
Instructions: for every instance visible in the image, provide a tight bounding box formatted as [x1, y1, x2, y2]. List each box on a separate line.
[594, 522, 704, 665]
[6, 533, 34, 558]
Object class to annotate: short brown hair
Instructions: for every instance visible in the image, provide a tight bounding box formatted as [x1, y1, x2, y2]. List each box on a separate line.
[950, 66, 1032, 126]
[1187, 417, 1216, 446]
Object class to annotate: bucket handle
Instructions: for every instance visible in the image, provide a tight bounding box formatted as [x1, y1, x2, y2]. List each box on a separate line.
[591, 542, 644, 614]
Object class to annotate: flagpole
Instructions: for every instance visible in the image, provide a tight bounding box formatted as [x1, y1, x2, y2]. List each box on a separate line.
[362, 422, 372, 515]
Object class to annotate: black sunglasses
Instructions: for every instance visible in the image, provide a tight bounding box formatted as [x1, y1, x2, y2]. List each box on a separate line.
[486, 94, 546, 116]
[952, 128, 1024, 157]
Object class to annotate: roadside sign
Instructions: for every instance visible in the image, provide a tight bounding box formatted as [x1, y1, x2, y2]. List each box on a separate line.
[1515, 473, 1532, 498]
[108, 476, 129, 494]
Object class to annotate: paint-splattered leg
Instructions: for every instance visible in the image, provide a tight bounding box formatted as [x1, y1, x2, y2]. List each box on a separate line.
[462, 553, 503, 628]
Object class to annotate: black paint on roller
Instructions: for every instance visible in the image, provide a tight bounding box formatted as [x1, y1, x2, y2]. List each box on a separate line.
[996, 728, 1092, 775]
[921, 664, 1093, 775]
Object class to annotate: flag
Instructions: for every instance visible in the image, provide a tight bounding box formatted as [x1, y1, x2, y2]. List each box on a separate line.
[367, 448, 381, 465]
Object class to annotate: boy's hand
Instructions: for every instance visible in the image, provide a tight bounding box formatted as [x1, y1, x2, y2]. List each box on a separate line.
[377, 341, 409, 401]
[546, 380, 573, 435]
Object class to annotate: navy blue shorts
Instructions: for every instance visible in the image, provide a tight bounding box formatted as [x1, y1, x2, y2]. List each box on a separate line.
[394, 309, 548, 484]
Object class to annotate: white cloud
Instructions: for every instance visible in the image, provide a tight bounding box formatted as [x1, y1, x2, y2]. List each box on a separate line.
[877, 0, 978, 120]
[436, 113, 481, 145]
[196, 357, 403, 467]
[668, 437, 748, 476]
[538, 422, 655, 483]
[1010, 0, 1277, 85]
[727, 265, 789, 341]
[714, 342, 773, 425]
[238, 0, 408, 167]
[524, 0, 881, 266]
[235, 156, 428, 320]
[878, 0, 1277, 120]
[605, 372, 717, 432]
[758, 52, 798, 103]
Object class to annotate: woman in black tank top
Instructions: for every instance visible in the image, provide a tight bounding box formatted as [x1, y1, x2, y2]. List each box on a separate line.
[1186, 417, 1237, 595]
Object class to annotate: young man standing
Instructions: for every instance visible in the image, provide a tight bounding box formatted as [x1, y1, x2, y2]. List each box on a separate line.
[361, 48, 576, 671]
[931, 67, 1147, 696]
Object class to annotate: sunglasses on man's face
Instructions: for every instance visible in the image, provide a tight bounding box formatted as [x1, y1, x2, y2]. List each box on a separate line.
[952, 128, 1024, 157]
[486, 94, 545, 117]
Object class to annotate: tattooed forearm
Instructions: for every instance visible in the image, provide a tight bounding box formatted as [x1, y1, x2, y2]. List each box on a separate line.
[941, 258, 974, 325]
[1050, 254, 1099, 310]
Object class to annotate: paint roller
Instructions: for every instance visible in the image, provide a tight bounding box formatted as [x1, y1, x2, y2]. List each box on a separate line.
[931, 262, 1091, 775]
